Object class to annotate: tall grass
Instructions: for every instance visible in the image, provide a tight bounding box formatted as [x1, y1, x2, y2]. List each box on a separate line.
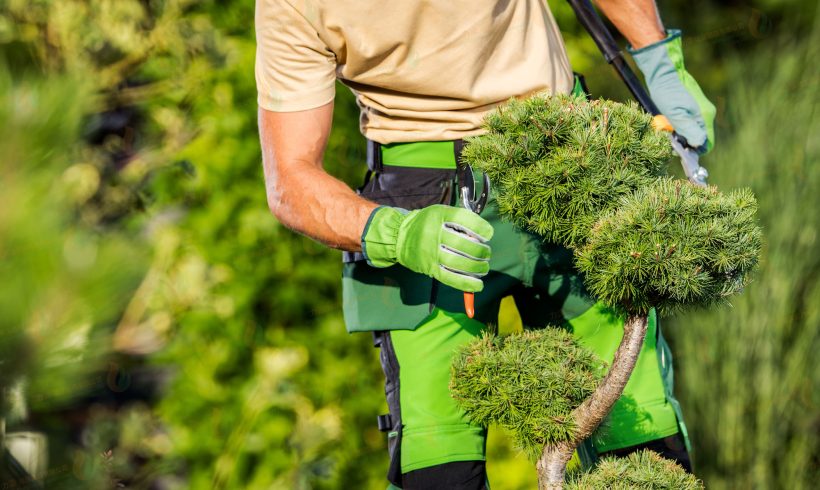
[666, 12, 820, 490]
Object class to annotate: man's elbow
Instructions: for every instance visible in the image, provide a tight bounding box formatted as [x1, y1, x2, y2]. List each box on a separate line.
[265, 186, 292, 226]
[264, 182, 305, 235]
[265, 187, 284, 218]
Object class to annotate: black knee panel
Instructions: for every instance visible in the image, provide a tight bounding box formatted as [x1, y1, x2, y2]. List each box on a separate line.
[401, 461, 487, 490]
[602, 433, 693, 474]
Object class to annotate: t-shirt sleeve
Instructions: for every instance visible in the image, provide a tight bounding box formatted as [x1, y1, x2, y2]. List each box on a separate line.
[255, 0, 337, 112]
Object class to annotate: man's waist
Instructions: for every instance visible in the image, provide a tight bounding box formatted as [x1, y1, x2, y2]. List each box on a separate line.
[367, 139, 463, 172]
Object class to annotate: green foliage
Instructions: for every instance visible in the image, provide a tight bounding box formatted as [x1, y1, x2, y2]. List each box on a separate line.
[577, 179, 761, 314]
[468, 94, 761, 315]
[667, 14, 820, 489]
[450, 329, 604, 460]
[463, 94, 670, 248]
[2, 2, 387, 488]
[135, 52, 384, 490]
[0, 67, 146, 418]
[565, 450, 704, 490]
[2, 0, 232, 227]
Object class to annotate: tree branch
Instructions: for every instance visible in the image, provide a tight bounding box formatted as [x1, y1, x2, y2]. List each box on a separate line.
[536, 313, 649, 489]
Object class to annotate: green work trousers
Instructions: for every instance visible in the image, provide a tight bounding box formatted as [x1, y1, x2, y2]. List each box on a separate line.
[342, 140, 689, 487]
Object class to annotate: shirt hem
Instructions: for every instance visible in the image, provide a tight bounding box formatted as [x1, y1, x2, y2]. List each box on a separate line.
[257, 89, 335, 113]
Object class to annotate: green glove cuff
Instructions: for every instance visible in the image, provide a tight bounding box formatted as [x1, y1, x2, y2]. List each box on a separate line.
[629, 29, 717, 153]
[361, 206, 407, 268]
[627, 28, 683, 56]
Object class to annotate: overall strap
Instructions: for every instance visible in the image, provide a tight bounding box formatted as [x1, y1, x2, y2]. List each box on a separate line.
[366, 139, 384, 173]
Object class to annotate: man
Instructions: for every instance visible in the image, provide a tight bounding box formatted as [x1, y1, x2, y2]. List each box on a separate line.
[255, 0, 715, 488]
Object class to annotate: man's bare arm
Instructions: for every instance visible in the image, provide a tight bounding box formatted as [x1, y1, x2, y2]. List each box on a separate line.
[593, 0, 665, 49]
[259, 102, 378, 252]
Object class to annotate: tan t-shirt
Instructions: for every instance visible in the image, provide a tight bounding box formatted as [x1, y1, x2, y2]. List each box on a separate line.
[255, 0, 574, 143]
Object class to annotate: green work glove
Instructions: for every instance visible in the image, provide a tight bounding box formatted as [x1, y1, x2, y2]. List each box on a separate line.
[361, 205, 494, 292]
[629, 29, 717, 153]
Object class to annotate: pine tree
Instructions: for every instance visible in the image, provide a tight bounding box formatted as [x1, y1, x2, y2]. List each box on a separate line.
[451, 94, 761, 489]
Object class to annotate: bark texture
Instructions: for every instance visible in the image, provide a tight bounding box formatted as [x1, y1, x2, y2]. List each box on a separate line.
[536, 313, 649, 489]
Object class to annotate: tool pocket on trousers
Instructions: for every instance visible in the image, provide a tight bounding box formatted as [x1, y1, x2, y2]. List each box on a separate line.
[342, 166, 455, 332]
[359, 165, 454, 209]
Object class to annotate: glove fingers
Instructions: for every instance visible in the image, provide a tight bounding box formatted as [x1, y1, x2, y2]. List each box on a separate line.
[440, 227, 492, 260]
[650, 77, 708, 148]
[436, 267, 485, 293]
[679, 70, 716, 152]
[442, 207, 494, 241]
[665, 110, 707, 148]
[390, 205, 494, 292]
[438, 246, 491, 276]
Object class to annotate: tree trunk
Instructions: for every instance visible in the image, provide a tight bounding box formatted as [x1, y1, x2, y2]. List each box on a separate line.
[536, 441, 576, 490]
[536, 313, 649, 489]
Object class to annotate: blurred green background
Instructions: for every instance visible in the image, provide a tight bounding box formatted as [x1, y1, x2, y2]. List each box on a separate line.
[0, 0, 817, 489]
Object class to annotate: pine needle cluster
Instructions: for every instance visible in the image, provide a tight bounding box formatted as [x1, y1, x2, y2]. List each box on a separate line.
[462, 93, 670, 248]
[463, 93, 761, 313]
[565, 450, 704, 489]
[450, 329, 605, 460]
[576, 178, 762, 314]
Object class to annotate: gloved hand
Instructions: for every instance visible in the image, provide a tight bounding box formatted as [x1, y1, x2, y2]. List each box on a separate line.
[361, 205, 494, 292]
[629, 29, 717, 153]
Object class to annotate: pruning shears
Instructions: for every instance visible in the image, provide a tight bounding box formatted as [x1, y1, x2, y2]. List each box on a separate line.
[566, 0, 709, 187]
[457, 162, 490, 318]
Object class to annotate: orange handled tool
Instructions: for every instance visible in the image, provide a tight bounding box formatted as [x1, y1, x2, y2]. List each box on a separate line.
[456, 162, 490, 319]
[463, 291, 476, 318]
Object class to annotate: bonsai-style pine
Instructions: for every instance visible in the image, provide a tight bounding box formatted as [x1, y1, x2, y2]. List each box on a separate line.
[451, 94, 762, 488]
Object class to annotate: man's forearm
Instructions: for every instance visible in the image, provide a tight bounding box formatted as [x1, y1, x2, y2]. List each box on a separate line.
[593, 0, 665, 49]
[266, 162, 377, 251]
[259, 105, 377, 252]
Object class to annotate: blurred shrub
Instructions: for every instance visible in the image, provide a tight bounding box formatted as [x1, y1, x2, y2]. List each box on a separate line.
[1, 0, 229, 227]
[2, 1, 388, 488]
[666, 12, 820, 490]
[0, 63, 146, 413]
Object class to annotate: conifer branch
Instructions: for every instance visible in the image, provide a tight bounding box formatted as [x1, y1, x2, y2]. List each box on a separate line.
[535, 314, 647, 489]
[571, 313, 647, 439]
